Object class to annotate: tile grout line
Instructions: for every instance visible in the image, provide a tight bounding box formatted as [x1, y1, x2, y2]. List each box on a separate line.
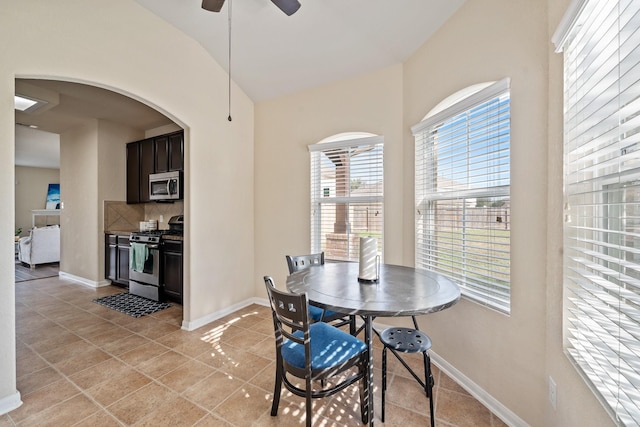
[14, 280, 500, 427]
[14, 287, 185, 426]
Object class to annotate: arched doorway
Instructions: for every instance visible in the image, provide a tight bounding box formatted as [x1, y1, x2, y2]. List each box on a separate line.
[14, 78, 184, 296]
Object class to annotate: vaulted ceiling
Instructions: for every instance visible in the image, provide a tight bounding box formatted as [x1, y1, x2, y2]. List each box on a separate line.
[134, 0, 466, 102]
[15, 1, 466, 168]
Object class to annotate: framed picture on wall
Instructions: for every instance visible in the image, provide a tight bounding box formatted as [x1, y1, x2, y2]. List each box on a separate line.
[46, 184, 60, 209]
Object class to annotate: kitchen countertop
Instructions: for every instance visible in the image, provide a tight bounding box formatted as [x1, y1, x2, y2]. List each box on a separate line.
[105, 230, 135, 236]
[161, 235, 184, 241]
[105, 230, 184, 241]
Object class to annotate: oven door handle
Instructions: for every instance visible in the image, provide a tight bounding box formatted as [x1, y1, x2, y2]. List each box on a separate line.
[147, 244, 160, 249]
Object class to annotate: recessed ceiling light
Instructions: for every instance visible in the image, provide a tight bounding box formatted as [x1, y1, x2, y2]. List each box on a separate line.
[16, 122, 39, 129]
[14, 94, 48, 112]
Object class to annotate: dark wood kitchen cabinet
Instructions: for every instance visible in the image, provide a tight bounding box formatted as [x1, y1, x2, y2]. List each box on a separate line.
[126, 138, 154, 204]
[106, 235, 117, 281]
[155, 131, 184, 173]
[126, 143, 140, 204]
[105, 234, 130, 287]
[139, 139, 155, 202]
[161, 240, 182, 303]
[126, 130, 183, 204]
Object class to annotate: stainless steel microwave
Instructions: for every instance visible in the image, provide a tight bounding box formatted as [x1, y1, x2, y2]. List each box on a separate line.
[149, 171, 181, 201]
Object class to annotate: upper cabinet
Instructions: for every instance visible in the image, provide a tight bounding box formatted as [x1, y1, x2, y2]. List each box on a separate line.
[126, 142, 141, 204]
[127, 130, 184, 204]
[155, 131, 184, 173]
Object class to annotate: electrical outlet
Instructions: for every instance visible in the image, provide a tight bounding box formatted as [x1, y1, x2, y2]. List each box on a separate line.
[159, 215, 164, 223]
[549, 376, 557, 409]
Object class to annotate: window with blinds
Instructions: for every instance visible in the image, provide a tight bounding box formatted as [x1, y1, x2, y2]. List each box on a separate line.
[309, 136, 383, 262]
[412, 79, 511, 313]
[554, 0, 640, 424]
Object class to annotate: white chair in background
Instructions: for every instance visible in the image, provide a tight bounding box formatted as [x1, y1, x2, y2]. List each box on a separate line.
[18, 225, 60, 269]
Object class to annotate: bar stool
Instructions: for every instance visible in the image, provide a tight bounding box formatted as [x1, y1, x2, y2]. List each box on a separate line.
[380, 317, 435, 426]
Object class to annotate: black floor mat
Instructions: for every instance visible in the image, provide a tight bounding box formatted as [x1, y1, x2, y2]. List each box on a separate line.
[93, 292, 171, 318]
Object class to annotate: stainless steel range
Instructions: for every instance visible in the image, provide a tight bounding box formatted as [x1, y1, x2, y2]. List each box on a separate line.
[129, 215, 183, 301]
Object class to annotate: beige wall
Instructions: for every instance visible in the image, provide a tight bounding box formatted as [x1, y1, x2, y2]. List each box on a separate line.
[14, 166, 60, 235]
[59, 120, 100, 280]
[96, 120, 144, 281]
[0, 0, 254, 410]
[97, 120, 143, 204]
[402, 0, 549, 423]
[145, 123, 182, 139]
[254, 64, 404, 295]
[59, 119, 143, 282]
[254, 0, 614, 426]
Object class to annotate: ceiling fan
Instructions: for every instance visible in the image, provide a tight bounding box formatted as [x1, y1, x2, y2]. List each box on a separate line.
[202, 0, 301, 16]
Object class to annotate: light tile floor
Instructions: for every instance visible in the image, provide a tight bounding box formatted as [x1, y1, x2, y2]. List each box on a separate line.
[2, 276, 508, 426]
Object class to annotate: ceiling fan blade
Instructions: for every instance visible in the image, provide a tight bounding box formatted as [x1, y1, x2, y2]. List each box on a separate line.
[202, 0, 225, 12]
[271, 0, 301, 16]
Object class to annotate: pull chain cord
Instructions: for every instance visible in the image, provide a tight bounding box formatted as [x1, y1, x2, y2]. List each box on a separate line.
[227, 0, 232, 121]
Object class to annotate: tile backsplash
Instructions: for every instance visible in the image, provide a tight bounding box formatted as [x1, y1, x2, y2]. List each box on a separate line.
[144, 201, 184, 229]
[104, 201, 143, 232]
[104, 200, 184, 232]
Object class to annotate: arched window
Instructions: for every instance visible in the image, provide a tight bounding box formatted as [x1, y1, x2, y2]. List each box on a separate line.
[412, 78, 511, 313]
[309, 133, 384, 261]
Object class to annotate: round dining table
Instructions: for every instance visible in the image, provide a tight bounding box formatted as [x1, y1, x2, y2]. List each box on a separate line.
[286, 262, 461, 426]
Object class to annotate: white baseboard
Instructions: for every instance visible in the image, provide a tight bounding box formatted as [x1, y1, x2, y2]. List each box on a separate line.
[181, 297, 266, 331]
[367, 318, 527, 427]
[253, 297, 269, 307]
[184, 298, 527, 426]
[0, 391, 22, 416]
[58, 271, 110, 288]
[429, 349, 527, 427]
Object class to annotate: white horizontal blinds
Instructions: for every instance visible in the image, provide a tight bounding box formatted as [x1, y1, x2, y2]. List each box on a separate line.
[414, 80, 511, 313]
[310, 136, 383, 261]
[561, 0, 640, 425]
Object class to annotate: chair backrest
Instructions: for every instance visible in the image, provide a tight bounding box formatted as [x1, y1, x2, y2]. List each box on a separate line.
[264, 276, 310, 349]
[30, 225, 60, 252]
[285, 252, 324, 274]
[32, 225, 60, 238]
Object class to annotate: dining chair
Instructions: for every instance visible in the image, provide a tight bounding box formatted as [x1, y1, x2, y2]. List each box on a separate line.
[285, 252, 356, 334]
[379, 316, 435, 426]
[264, 276, 370, 427]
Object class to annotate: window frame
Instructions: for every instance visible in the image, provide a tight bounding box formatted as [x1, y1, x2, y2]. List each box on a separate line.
[309, 135, 384, 262]
[554, 0, 640, 424]
[412, 78, 512, 314]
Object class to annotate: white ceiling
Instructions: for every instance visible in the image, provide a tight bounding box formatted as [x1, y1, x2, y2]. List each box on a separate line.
[134, 0, 466, 102]
[15, 0, 466, 168]
[15, 125, 61, 169]
[15, 79, 174, 169]
[16, 80, 174, 135]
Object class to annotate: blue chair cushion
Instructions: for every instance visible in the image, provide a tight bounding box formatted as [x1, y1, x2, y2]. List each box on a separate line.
[308, 305, 342, 321]
[282, 322, 367, 370]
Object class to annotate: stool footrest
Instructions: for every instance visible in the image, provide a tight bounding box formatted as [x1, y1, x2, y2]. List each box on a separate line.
[387, 346, 429, 391]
